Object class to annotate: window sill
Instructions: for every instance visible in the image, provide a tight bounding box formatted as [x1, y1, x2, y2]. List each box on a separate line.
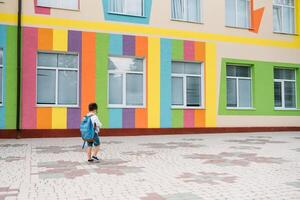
[171, 19, 203, 25]
[226, 107, 256, 110]
[172, 106, 205, 110]
[273, 31, 298, 36]
[225, 25, 251, 30]
[36, 5, 80, 12]
[274, 108, 300, 111]
[36, 104, 79, 108]
[108, 12, 146, 18]
[108, 105, 146, 109]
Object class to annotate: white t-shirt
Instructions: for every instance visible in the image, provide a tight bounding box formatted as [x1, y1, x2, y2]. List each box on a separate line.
[87, 112, 103, 134]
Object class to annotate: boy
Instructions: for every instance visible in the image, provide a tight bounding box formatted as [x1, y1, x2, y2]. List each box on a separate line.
[86, 103, 102, 162]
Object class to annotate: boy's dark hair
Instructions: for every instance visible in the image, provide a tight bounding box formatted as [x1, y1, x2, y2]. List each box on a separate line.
[88, 103, 98, 112]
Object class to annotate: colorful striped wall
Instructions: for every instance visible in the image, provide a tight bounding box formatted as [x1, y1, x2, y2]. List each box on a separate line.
[18, 26, 217, 129]
[0, 25, 17, 130]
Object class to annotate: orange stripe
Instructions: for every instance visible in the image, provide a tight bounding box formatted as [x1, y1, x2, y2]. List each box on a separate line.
[38, 28, 53, 50]
[194, 42, 205, 62]
[135, 109, 147, 128]
[194, 110, 205, 127]
[81, 32, 96, 118]
[36, 108, 52, 129]
[135, 36, 148, 127]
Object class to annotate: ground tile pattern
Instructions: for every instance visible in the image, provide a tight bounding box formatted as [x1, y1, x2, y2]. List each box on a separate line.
[0, 132, 300, 200]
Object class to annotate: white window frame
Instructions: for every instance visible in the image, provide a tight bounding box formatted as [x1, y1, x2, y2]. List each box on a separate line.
[108, 55, 146, 108]
[108, 0, 145, 17]
[0, 48, 3, 106]
[171, 0, 202, 23]
[171, 61, 204, 109]
[37, 0, 79, 11]
[225, 0, 251, 29]
[274, 68, 297, 110]
[226, 65, 253, 109]
[36, 51, 80, 107]
[273, 0, 296, 34]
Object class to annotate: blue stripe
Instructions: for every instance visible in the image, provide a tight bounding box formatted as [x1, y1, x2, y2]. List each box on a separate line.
[109, 34, 123, 56]
[109, 108, 122, 128]
[0, 25, 7, 129]
[160, 39, 172, 128]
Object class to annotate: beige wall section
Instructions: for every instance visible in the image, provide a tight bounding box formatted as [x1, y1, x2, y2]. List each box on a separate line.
[0, 0, 298, 42]
[217, 116, 300, 127]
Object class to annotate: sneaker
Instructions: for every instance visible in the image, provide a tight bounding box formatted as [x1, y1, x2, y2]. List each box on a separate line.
[92, 156, 100, 161]
[88, 159, 94, 163]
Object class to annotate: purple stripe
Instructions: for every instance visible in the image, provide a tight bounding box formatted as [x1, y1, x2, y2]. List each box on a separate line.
[122, 109, 135, 128]
[67, 30, 82, 129]
[123, 35, 135, 56]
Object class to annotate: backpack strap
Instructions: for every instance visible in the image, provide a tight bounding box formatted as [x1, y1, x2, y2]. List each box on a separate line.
[82, 141, 86, 149]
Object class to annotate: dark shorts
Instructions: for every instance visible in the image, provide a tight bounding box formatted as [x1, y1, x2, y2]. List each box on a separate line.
[87, 133, 100, 147]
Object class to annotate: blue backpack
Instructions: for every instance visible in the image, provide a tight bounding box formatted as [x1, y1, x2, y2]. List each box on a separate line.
[80, 115, 95, 149]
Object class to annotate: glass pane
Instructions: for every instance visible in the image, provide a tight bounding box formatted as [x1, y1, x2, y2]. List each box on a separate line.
[187, 0, 200, 22]
[237, 0, 249, 28]
[37, 69, 56, 104]
[0, 68, 2, 104]
[109, 57, 143, 72]
[238, 79, 251, 107]
[58, 54, 78, 68]
[283, 0, 294, 6]
[126, 74, 143, 106]
[110, 0, 125, 13]
[109, 73, 123, 104]
[274, 81, 282, 107]
[172, 77, 184, 105]
[58, 70, 78, 105]
[236, 66, 251, 77]
[226, 0, 236, 26]
[184, 62, 201, 75]
[60, 0, 78, 10]
[125, 0, 143, 16]
[37, 0, 57, 7]
[283, 7, 295, 33]
[273, 5, 282, 32]
[38, 53, 57, 67]
[227, 78, 237, 107]
[284, 81, 296, 108]
[187, 76, 201, 107]
[171, 0, 184, 20]
[0, 49, 3, 65]
[274, 68, 295, 80]
[172, 62, 184, 74]
[227, 65, 236, 76]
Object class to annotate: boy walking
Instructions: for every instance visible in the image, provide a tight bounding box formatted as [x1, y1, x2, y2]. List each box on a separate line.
[86, 103, 102, 162]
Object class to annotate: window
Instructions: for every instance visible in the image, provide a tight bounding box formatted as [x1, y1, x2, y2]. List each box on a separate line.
[37, 0, 79, 10]
[108, 56, 145, 107]
[225, 0, 251, 28]
[171, 0, 201, 23]
[109, 0, 144, 16]
[0, 49, 3, 105]
[273, 0, 295, 34]
[171, 61, 203, 108]
[226, 65, 252, 108]
[37, 52, 79, 106]
[274, 68, 297, 109]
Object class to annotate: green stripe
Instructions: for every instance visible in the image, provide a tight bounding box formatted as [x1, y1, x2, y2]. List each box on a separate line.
[96, 33, 110, 127]
[172, 40, 183, 60]
[5, 26, 17, 129]
[172, 109, 183, 128]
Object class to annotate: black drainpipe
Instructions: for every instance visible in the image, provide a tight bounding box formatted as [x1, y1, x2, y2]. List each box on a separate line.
[16, 0, 22, 137]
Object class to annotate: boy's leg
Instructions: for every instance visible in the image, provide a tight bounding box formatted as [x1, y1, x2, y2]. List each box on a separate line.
[86, 146, 92, 160]
[92, 134, 100, 157]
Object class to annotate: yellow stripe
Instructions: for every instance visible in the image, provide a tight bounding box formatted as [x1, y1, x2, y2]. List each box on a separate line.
[52, 108, 67, 129]
[53, 29, 68, 51]
[205, 43, 217, 127]
[147, 37, 160, 128]
[0, 13, 299, 48]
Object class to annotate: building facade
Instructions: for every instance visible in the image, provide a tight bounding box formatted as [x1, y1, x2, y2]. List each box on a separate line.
[0, 0, 299, 135]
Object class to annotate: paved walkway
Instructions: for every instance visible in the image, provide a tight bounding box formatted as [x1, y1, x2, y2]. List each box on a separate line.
[0, 132, 300, 200]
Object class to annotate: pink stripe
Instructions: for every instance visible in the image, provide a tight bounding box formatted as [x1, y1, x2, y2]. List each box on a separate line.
[184, 41, 195, 61]
[22, 27, 38, 129]
[34, 0, 51, 15]
[184, 110, 195, 128]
